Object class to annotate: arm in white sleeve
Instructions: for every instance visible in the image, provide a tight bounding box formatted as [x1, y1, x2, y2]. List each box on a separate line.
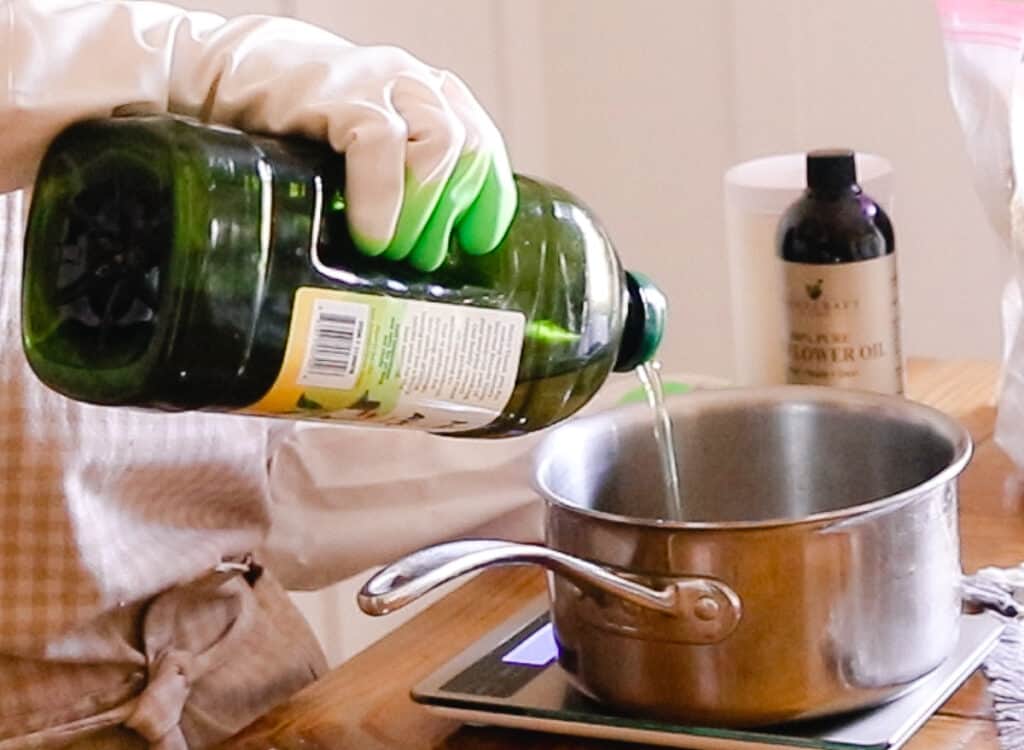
[260, 374, 648, 591]
[262, 426, 547, 591]
[0, 0, 540, 593]
[1, 0, 515, 268]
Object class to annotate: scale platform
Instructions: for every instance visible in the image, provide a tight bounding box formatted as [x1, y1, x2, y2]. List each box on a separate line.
[413, 597, 1004, 750]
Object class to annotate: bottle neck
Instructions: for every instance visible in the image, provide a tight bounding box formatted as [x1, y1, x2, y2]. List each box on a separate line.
[807, 183, 862, 202]
[614, 272, 666, 373]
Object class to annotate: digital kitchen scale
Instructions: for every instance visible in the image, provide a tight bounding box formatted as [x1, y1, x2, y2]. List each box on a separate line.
[413, 597, 1005, 750]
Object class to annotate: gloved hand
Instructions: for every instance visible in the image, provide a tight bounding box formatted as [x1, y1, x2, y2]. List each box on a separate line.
[321, 52, 519, 271]
[1, 0, 517, 271]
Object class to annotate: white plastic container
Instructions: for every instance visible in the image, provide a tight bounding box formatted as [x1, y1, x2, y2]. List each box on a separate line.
[723, 153, 894, 386]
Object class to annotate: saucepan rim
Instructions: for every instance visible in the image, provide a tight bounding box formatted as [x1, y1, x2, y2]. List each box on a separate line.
[531, 384, 973, 532]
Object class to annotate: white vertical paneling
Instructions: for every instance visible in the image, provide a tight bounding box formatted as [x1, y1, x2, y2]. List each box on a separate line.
[281, 1, 506, 138]
[491, 0, 549, 176]
[535, 0, 736, 376]
[728, 0, 1007, 363]
[288, 586, 347, 667]
[153, 0, 1011, 378]
[729, 0, 804, 158]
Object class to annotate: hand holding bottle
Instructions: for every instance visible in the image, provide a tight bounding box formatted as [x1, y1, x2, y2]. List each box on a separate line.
[2, 0, 517, 270]
[192, 39, 519, 271]
[324, 52, 519, 272]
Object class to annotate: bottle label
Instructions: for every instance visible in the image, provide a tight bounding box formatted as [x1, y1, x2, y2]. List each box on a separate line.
[783, 255, 904, 394]
[244, 287, 525, 432]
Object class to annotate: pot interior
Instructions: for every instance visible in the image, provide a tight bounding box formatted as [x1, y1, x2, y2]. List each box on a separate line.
[534, 386, 971, 525]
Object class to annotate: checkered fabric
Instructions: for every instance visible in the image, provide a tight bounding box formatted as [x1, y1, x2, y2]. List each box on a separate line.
[0, 192, 324, 747]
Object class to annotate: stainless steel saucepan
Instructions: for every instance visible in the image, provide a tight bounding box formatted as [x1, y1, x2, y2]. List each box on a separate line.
[358, 386, 995, 727]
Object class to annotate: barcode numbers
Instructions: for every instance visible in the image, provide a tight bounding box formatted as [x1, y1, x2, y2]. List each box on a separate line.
[298, 300, 369, 390]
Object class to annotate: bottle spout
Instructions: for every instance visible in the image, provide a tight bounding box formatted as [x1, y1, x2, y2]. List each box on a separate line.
[614, 271, 667, 372]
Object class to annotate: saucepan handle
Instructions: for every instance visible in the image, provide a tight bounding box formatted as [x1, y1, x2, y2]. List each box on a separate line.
[357, 539, 742, 643]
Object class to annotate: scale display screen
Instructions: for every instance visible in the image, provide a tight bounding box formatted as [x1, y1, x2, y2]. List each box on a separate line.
[500, 623, 556, 667]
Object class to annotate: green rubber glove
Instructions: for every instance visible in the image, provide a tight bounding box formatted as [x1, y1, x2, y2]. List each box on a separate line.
[342, 67, 517, 272]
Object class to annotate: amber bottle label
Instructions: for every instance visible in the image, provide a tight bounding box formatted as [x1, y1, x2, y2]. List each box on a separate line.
[783, 255, 904, 394]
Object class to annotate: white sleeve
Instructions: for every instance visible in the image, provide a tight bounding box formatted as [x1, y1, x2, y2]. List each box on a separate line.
[261, 425, 546, 591]
[3, 0, 236, 190]
[260, 374, 646, 591]
[1, 0, 436, 191]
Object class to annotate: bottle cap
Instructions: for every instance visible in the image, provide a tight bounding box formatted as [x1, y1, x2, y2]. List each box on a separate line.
[614, 271, 666, 372]
[806, 149, 857, 194]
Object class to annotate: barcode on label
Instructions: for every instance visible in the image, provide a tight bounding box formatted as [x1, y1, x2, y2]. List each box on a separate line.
[298, 300, 369, 391]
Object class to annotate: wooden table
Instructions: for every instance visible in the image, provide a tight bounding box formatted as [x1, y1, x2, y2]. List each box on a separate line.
[229, 358, 1023, 750]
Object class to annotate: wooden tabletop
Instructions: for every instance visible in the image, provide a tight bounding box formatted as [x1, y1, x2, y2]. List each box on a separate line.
[228, 358, 1019, 750]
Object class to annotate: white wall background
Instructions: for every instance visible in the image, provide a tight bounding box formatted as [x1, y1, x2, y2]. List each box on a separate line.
[190, 0, 1009, 375]
[169, 0, 1012, 662]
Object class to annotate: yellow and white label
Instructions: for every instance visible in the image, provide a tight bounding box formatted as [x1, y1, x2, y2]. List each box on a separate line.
[783, 255, 904, 395]
[246, 288, 525, 432]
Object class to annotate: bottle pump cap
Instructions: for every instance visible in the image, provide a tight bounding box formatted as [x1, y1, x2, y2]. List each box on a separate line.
[806, 149, 857, 195]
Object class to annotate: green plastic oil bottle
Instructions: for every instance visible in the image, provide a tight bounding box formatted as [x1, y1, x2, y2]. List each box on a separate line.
[21, 115, 665, 437]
